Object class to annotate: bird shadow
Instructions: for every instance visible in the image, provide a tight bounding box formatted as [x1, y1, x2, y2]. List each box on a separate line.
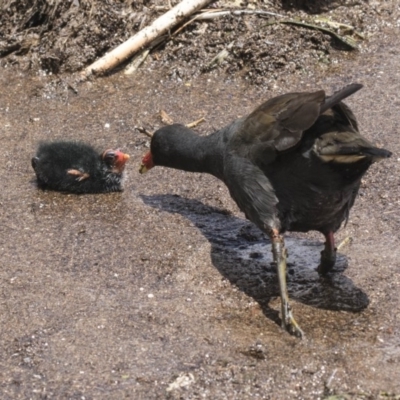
[141, 194, 369, 325]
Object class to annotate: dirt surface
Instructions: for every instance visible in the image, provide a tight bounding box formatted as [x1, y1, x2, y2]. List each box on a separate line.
[1, 1, 400, 399]
[0, 0, 395, 81]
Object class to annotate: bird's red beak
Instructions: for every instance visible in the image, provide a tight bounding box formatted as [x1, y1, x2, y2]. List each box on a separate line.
[114, 150, 130, 173]
[139, 151, 154, 174]
[103, 149, 130, 173]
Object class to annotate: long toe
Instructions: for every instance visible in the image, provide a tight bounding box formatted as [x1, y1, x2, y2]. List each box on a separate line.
[282, 307, 304, 338]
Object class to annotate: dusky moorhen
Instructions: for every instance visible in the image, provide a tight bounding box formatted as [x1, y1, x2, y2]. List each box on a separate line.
[32, 141, 129, 193]
[139, 83, 391, 337]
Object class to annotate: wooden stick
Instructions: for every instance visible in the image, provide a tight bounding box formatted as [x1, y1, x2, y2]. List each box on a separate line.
[173, 8, 284, 36]
[160, 110, 174, 125]
[186, 116, 205, 128]
[337, 236, 353, 251]
[280, 20, 359, 50]
[124, 49, 150, 75]
[194, 9, 285, 20]
[136, 127, 154, 138]
[205, 41, 234, 70]
[137, 115, 206, 138]
[82, 0, 213, 78]
[124, 35, 167, 75]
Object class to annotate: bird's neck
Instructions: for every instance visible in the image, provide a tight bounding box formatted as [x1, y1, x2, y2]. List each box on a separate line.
[157, 130, 226, 180]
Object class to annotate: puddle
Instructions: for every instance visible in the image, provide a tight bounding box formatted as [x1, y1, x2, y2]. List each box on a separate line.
[141, 193, 369, 313]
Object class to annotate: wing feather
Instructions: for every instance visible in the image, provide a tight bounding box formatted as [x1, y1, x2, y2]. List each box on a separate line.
[224, 155, 280, 232]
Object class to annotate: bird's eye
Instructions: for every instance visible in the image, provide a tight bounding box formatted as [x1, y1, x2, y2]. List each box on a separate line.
[102, 150, 116, 161]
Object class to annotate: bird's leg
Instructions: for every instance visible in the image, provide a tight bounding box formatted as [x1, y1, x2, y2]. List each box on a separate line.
[269, 229, 304, 338]
[67, 169, 90, 181]
[317, 231, 336, 275]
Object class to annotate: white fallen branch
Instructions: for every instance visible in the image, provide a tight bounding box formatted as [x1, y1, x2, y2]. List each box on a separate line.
[82, 0, 213, 78]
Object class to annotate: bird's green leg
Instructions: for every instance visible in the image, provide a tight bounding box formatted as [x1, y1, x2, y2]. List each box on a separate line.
[270, 229, 304, 338]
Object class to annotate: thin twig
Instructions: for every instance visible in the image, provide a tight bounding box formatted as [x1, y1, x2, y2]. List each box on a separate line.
[137, 116, 206, 138]
[326, 368, 337, 388]
[195, 9, 285, 20]
[160, 109, 174, 125]
[172, 8, 284, 37]
[124, 49, 150, 75]
[186, 116, 205, 128]
[280, 20, 360, 50]
[137, 127, 154, 138]
[337, 236, 353, 251]
[205, 41, 234, 70]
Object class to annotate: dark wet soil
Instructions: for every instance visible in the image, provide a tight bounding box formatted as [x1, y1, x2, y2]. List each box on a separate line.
[0, 0, 396, 82]
[1, 1, 400, 399]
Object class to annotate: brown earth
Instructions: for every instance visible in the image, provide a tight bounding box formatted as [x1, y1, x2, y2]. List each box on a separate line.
[0, 1, 399, 399]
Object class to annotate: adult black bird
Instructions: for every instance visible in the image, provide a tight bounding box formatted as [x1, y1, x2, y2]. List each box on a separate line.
[32, 141, 130, 193]
[139, 84, 391, 337]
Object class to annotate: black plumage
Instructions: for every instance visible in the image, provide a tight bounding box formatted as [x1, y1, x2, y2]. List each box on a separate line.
[139, 84, 391, 336]
[32, 141, 129, 193]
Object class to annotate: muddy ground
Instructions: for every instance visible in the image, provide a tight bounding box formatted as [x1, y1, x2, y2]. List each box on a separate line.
[0, 0, 400, 399]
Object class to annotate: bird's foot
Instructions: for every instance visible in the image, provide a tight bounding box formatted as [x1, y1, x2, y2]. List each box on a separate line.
[318, 236, 352, 275]
[281, 301, 304, 338]
[317, 248, 336, 276]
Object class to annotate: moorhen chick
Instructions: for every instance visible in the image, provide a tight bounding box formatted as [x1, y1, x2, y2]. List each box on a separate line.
[32, 141, 130, 193]
[139, 83, 391, 337]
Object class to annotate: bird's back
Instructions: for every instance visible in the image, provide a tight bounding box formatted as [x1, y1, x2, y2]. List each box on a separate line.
[224, 86, 390, 235]
[32, 142, 104, 193]
[260, 102, 389, 234]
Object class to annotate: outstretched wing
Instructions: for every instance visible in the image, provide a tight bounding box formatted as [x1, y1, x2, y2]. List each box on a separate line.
[233, 90, 326, 153]
[223, 154, 280, 232]
[231, 83, 363, 156]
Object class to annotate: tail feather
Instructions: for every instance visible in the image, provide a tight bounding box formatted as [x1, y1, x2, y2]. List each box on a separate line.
[321, 146, 392, 158]
[319, 144, 392, 163]
[320, 83, 363, 114]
